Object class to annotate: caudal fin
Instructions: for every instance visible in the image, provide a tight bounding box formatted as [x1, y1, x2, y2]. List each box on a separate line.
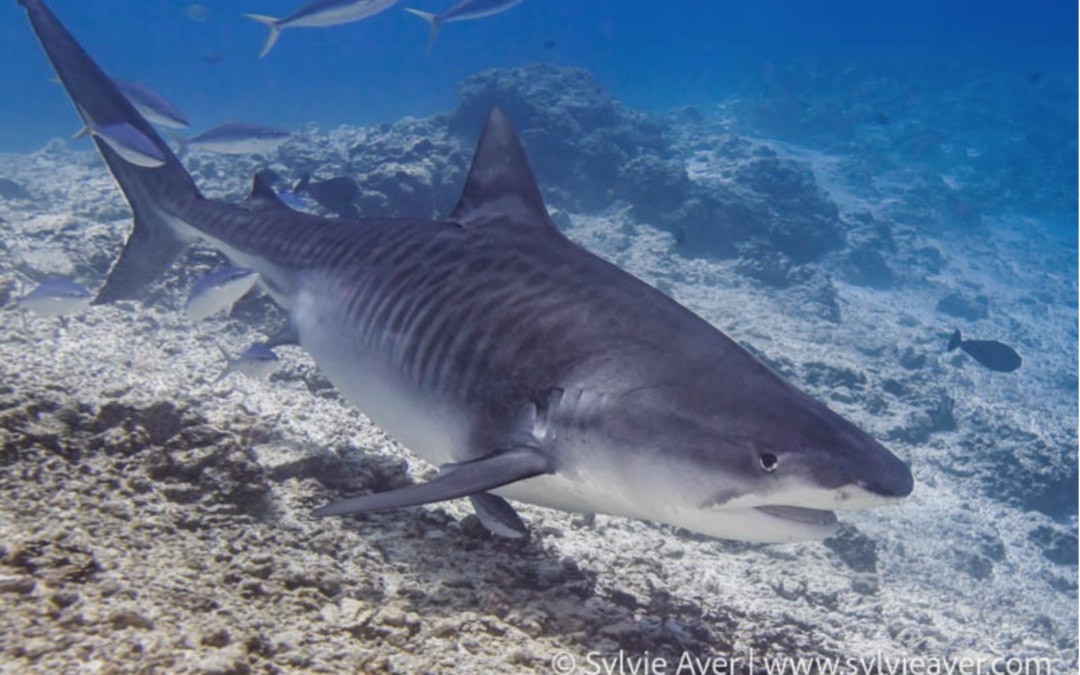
[21, 0, 203, 304]
[947, 329, 962, 352]
[404, 9, 442, 51]
[243, 14, 283, 58]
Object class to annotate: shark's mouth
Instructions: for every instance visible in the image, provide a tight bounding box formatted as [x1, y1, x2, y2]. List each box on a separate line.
[754, 505, 838, 526]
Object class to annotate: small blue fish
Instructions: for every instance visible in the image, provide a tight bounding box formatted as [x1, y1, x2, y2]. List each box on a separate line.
[244, 0, 403, 58]
[75, 105, 166, 168]
[185, 267, 259, 320]
[215, 343, 280, 383]
[113, 79, 190, 130]
[17, 277, 92, 317]
[170, 123, 291, 157]
[405, 0, 525, 50]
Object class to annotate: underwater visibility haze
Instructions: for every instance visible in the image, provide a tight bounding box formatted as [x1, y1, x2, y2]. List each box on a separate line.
[0, 0, 1075, 673]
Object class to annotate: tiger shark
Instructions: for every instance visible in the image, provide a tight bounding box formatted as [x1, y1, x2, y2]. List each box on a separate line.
[20, 0, 913, 543]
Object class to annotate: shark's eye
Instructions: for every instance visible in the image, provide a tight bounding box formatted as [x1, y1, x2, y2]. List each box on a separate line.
[759, 453, 778, 473]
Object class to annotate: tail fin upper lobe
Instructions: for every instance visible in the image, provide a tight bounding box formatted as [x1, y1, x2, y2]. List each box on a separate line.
[20, 0, 204, 304]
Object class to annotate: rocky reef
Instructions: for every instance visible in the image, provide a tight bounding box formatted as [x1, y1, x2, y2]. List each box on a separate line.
[200, 64, 846, 267]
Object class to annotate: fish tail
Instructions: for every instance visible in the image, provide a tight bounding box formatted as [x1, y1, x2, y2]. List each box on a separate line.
[243, 14, 283, 58]
[947, 329, 962, 352]
[20, 0, 204, 305]
[404, 9, 442, 51]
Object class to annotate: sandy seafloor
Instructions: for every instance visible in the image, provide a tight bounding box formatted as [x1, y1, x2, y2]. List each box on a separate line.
[0, 71, 1076, 674]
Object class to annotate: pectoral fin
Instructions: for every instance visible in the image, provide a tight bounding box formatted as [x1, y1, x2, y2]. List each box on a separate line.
[312, 446, 552, 518]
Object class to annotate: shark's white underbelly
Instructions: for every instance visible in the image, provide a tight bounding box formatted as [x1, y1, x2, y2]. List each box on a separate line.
[290, 279, 642, 518]
[292, 285, 469, 469]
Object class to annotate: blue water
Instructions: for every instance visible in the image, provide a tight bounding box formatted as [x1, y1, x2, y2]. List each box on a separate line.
[0, 0, 1074, 152]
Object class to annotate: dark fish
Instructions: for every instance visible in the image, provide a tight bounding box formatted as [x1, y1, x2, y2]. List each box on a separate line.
[871, 112, 890, 126]
[1027, 71, 1043, 85]
[294, 173, 360, 218]
[201, 52, 224, 66]
[542, 38, 555, 49]
[0, 178, 32, 200]
[947, 329, 1022, 373]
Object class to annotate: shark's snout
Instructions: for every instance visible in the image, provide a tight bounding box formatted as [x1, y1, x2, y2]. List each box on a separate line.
[815, 432, 915, 510]
[854, 444, 914, 500]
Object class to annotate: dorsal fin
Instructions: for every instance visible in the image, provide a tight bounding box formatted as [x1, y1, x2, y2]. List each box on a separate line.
[243, 172, 289, 211]
[450, 107, 555, 231]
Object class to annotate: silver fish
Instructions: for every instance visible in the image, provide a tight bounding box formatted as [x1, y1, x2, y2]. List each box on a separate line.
[17, 277, 92, 317]
[244, 0, 402, 58]
[215, 343, 281, 383]
[405, 0, 525, 49]
[60, 77, 189, 131]
[113, 79, 190, 130]
[75, 104, 166, 168]
[184, 267, 259, 321]
[170, 123, 291, 156]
